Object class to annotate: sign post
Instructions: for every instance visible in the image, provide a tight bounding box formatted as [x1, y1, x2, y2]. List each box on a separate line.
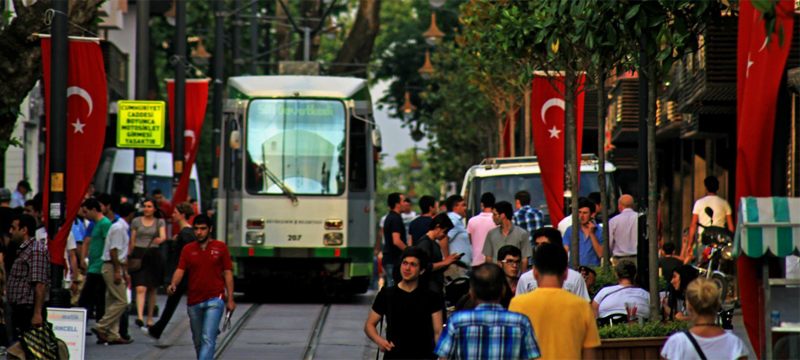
[117, 100, 166, 149]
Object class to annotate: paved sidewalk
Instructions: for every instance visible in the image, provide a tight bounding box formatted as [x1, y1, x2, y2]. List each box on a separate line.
[85, 295, 189, 360]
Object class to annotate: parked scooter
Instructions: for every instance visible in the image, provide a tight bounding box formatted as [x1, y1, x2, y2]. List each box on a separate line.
[695, 207, 736, 329]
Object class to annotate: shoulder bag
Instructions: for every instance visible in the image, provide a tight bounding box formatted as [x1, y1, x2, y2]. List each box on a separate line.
[682, 330, 708, 360]
[127, 235, 156, 272]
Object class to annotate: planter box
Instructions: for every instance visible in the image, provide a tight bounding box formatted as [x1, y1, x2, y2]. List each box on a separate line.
[596, 336, 667, 359]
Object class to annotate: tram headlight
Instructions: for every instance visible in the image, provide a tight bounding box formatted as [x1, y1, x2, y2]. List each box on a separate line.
[324, 218, 343, 230]
[247, 218, 265, 229]
[246, 231, 265, 245]
[323, 232, 343, 246]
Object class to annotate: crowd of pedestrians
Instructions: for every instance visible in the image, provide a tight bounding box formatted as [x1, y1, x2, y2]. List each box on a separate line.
[0, 183, 233, 359]
[367, 187, 748, 359]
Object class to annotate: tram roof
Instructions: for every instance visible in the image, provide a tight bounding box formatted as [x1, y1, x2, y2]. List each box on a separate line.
[228, 76, 367, 99]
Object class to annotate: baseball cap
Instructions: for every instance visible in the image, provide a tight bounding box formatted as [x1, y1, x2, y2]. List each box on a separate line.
[0, 188, 10, 202]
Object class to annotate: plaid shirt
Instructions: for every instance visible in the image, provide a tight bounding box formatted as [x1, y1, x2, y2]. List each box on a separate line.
[435, 303, 540, 360]
[514, 205, 543, 247]
[8, 237, 50, 305]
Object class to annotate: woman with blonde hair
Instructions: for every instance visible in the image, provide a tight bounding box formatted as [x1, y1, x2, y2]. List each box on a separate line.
[660, 278, 748, 360]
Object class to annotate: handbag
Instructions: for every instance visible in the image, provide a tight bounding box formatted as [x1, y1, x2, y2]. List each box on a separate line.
[20, 323, 68, 360]
[128, 236, 156, 272]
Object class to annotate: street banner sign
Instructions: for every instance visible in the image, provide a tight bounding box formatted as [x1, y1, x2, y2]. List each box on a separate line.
[48, 307, 87, 360]
[117, 100, 166, 148]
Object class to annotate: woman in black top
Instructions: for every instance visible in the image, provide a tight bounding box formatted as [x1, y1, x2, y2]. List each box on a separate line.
[146, 202, 195, 339]
[663, 265, 699, 321]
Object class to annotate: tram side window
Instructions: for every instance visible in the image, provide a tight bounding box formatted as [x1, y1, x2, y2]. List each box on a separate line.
[349, 116, 368, 192]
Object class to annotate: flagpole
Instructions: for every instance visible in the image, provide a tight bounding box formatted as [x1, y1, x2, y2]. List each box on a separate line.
[211, 0, 225, 235]
[173, 0, 186, 200]
[133, 0, 149, 203]
[48, 0, 69, 304]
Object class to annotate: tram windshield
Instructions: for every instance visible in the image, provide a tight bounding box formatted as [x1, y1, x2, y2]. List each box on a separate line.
[245, 99, 346, 196]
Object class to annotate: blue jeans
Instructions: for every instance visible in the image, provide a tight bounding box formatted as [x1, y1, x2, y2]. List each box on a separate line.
[384, 263, 395, 287]
[187, 297, 225, 360]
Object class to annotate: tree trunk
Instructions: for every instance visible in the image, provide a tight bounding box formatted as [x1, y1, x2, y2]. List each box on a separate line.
[524, 86, 531, 156]
[497, 111, 505, 157]
[597, 70, 610, 268]
[647, 66, 659, 319]
[0, 0, 102, 156]
[330, 0, 380, 77]
[274, 0, 293, 63]
[509, 109, 516, 157]
[565, 70, 580, 269]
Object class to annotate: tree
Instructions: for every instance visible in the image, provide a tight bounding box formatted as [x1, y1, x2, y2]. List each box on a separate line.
[482, 0, 599, 268]
[375, 147, 442, 217]
[618, 0, 728, 318]
[0, 0, 103, 155]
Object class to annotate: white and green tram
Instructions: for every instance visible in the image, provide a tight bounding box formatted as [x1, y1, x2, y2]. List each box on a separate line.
[217, 76, 378, 295]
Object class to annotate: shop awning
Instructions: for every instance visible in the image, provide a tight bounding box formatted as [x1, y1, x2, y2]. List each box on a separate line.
[734, 197, 800, 258]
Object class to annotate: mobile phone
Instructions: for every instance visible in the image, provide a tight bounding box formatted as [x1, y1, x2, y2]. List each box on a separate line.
[456, 253, 465, 258]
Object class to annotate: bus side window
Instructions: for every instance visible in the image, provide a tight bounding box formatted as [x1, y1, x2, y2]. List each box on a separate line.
[349, 116, 368, 192]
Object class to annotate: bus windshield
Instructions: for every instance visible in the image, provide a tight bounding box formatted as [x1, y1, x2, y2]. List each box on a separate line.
[245, 99, 346, 196]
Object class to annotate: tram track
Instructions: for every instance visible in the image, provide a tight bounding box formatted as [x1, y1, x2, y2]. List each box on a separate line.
[302, 303, 332, 360]
[214, 303, 261, 359]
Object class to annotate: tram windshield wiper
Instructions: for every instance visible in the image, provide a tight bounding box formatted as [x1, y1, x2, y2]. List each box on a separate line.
[260, 164, 299, 205]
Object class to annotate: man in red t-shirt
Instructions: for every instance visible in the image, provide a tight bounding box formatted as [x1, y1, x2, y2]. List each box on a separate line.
[167, 215, 235, 360]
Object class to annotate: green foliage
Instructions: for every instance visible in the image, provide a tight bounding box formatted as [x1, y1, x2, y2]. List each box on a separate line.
[591, 265, 617, 295]
[751, 0, 789, 47]
[372, 0, 494, 184]
[599, 320, 689, 339]
[375, 148, 443, 218]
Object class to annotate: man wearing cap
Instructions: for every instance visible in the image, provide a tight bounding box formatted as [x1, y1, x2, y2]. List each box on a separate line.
[11, 180, 31, 209]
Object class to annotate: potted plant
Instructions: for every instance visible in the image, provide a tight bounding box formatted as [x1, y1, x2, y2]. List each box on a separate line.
[595, 321, 689, 359]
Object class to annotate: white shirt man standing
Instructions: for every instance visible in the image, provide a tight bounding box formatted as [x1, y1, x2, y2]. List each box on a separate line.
[92, 203, 136, 344]
[609, 194, 638, 266]
[685, 176, 733, 264]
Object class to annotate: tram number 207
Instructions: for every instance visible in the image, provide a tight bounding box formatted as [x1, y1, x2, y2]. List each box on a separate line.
[288, 235, 302, 241]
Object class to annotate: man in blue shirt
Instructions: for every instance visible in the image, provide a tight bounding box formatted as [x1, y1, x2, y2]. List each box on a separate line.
[564, 198, 604, 267]
[435, 263, 540, 360]
[445, 195, 472, 268]
[513, 190, 543, 249]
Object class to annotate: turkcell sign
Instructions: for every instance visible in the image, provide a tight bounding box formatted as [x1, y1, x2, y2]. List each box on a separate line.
[117, 100, 166, 148]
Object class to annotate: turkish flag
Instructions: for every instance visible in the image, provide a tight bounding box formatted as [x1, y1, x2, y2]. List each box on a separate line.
[735, 1, 794, 357]
[531, 74, 585, 226]
[167, 79, 209, 206]
[41, 38, 108, 266]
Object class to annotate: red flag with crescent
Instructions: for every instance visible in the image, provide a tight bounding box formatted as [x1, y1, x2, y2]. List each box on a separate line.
[167, 79, 209, 207]
[531, 74, 585, 226]
[41, 38, 108, 266]
[735, 1, 794, 357]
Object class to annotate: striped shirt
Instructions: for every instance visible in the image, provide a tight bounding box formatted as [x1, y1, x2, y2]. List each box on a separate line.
[435, 303, 540, 360]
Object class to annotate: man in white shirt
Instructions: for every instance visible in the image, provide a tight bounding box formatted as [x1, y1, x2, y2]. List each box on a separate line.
[92, 203, 136, 344]
[685, 176, 734, 264]
[516, 228, 589, 300]
[467, 192, 497, 268]
[609, 194, 638, 267]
